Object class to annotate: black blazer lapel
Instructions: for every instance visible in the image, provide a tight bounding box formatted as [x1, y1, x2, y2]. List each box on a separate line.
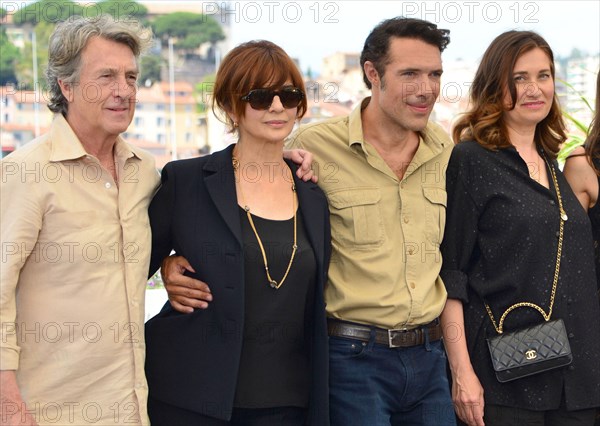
[204, 144, 243, 247]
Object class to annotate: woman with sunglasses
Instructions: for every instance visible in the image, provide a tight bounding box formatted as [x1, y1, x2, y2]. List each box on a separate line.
[144, 40, 331, 426]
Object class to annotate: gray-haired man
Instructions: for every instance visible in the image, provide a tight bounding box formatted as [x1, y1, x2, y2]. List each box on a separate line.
[1, 16, 158, 425]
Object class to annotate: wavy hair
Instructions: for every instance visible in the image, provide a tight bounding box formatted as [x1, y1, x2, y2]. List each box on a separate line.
[453, 30, 566, 158]
[46, 15, 152, 116]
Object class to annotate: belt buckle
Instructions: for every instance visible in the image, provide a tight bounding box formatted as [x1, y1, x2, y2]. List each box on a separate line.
[387, 327, 408, 348]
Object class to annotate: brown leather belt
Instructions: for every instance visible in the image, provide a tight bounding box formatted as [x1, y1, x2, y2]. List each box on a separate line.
[327, 318, 442, 348]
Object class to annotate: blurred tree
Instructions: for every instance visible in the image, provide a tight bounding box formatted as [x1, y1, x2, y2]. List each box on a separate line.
[140, 55, 162, 85]
[306, 66, 313, 80]
[195, 73, 215, 113]
[0, 28, 20, 85]
[15, 21, 54, 90]
[152, 12, 224, 51]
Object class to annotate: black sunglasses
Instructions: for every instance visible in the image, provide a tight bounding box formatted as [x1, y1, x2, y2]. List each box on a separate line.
[240, 87, 304, 110]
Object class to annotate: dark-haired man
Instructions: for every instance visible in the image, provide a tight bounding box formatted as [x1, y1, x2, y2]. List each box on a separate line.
[286, 17, 455, 425]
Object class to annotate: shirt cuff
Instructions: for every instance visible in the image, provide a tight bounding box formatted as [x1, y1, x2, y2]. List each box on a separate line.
[440, 269, 469, 303]
[0, 347, 20, 370]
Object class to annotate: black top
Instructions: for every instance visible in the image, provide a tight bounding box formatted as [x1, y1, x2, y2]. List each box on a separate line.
[144, 145, 331, 425]
[234, 207, 316, 408]
[589, 156, 600, 289]
[441, 141, 600, 411]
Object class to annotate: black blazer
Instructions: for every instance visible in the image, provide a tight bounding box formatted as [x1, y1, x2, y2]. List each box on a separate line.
[145, 144, 331, 425]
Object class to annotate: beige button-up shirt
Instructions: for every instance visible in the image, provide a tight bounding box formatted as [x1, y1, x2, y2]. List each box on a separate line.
[0, 115, 159, 425]
[287, 98, 453, 329]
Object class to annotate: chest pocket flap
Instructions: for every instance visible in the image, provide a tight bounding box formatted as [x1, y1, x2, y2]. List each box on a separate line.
[327, 188, 384, 248]
[422, 186, 447, 243]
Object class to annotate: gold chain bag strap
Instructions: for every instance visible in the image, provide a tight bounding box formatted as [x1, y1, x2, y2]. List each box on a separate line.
[485, 155, 572, 383]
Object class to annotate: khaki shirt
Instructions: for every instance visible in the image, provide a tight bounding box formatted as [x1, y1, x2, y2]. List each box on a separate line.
[0, 115, 159, 425]
[287, 98, 453, 329]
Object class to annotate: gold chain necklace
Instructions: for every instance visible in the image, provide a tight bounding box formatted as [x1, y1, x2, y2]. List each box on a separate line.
[232, 156, 298, 289]
[485, 154, 567, 333]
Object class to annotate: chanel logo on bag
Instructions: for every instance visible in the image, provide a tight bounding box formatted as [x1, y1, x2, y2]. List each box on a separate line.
[525, 349, 537, 360]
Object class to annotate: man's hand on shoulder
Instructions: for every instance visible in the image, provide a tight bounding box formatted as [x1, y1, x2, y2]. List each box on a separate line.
[283, 149, 318, 183]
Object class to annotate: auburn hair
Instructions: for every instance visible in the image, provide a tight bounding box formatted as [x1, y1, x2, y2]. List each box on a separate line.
[212, 40, 307, 132]
[452, 30, 566, 158]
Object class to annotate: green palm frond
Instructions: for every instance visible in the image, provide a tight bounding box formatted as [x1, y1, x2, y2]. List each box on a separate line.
[558, 79, 594, 112]
[558, 135, 586, 165]
[562, 110, 590, 134]
[557, 79, 591, 167]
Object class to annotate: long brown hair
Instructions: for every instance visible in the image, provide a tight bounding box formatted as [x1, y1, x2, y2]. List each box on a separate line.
[585, 69, 600, 173]
[453, 31, 566, 158]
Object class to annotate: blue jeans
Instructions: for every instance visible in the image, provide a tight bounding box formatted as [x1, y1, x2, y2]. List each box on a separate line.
[329, 329, 456, 426]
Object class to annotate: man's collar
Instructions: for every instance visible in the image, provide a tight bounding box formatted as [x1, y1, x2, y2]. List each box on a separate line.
[114, 136, 144, 162]
[348, 97, 370, 148]
[421, 121, 452, 153]
[349, 96, 451, 154]
[48, 114, 87, 162]
[48, 114, 142, 162]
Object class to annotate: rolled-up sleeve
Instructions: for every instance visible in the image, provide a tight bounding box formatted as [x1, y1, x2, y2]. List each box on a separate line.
[440, 149, 480, 303]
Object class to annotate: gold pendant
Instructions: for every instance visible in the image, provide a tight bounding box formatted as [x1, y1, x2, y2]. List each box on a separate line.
[269, 280, 278, 289]
[561, 211, 568, 221]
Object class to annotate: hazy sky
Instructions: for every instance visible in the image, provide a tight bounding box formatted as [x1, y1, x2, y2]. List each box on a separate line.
[226, 0, 600, 72]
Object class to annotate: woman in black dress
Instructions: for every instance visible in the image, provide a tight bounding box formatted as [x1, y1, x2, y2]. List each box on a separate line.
[440, 31, 600, 426]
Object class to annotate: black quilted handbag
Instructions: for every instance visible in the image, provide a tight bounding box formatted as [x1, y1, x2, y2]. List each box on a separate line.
[486, 318, 572, 383]
[485, 157, 572, 383]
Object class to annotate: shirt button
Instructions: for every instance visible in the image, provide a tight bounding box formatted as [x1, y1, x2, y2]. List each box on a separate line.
[549, 200, 555, 205]
[400, 182, 406, 189]
[568, 333, 575, 339]
[105, 182, 111, 189]
[408, 248, 414, 255]
[409, 282, 416, 289]
[568, 365, 575, 371]
[403, 217, 409, 224]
